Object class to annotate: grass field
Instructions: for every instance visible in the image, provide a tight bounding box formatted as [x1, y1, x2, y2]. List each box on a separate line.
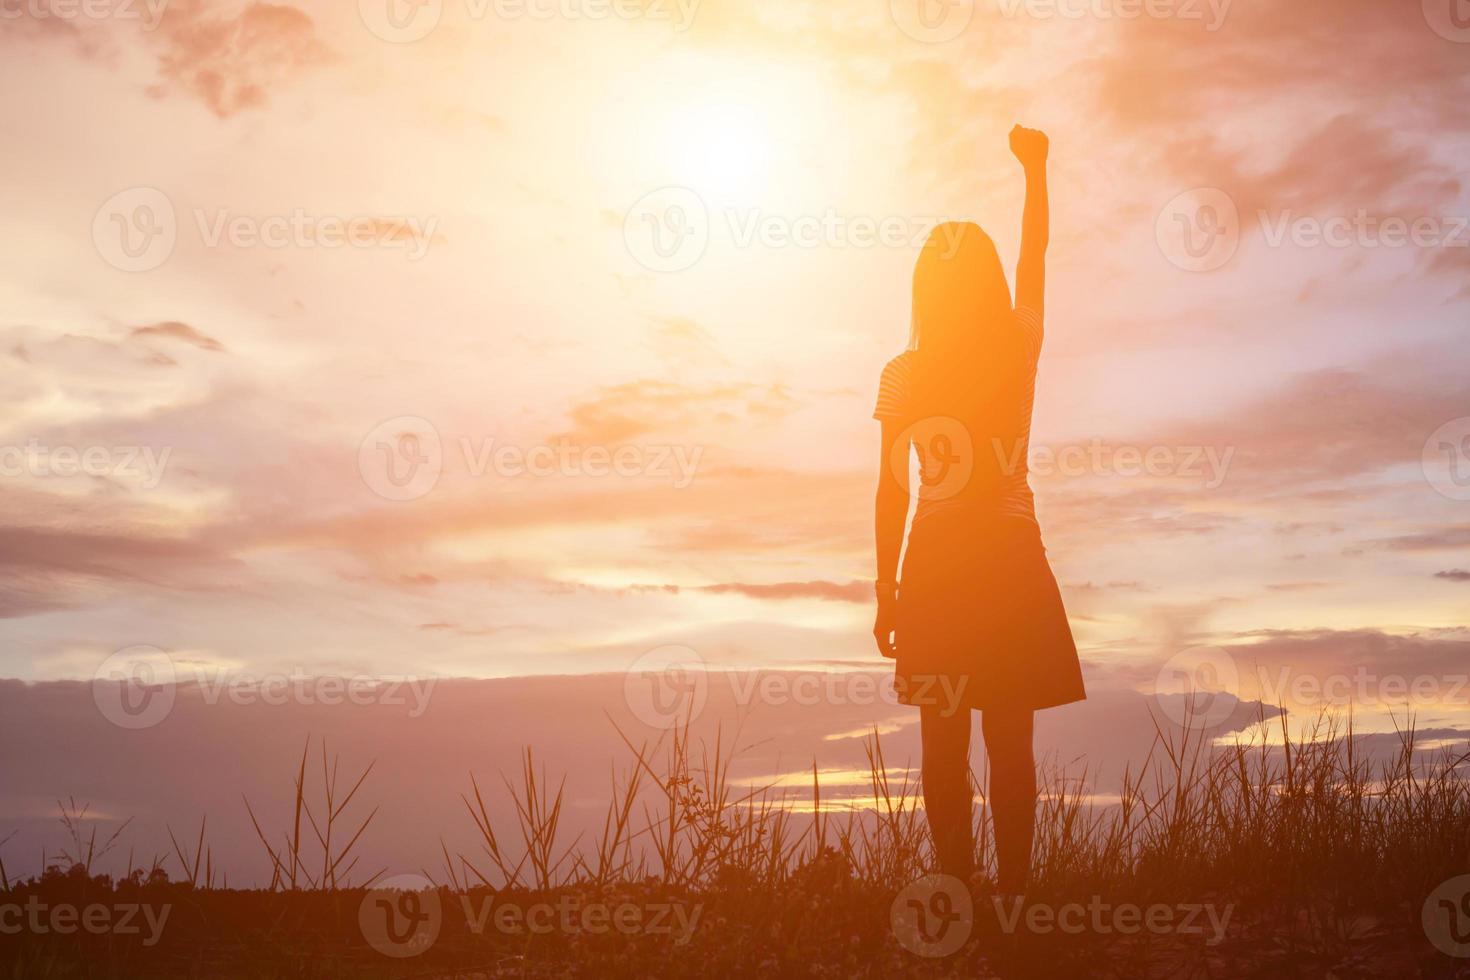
[4, 710, 1470, 978]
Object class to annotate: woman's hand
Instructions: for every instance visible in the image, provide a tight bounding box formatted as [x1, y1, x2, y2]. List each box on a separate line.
[873, 593, 898, 659]
[1010, 124, 1049, 169]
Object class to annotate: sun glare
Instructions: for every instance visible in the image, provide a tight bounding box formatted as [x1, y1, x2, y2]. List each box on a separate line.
[664, 93, 777, 200]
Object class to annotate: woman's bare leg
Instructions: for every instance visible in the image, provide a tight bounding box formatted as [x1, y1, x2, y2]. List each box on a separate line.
[981, 707, 1036, 894]
[919, 705, 974, 878]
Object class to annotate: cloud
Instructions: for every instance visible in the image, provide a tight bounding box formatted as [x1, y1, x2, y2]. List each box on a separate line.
[417, 621, 507, 636]
[1037, 361, 1470, 547]
[625, 580, 868, 602]
[148, 2, 329, 117]
[1216, 627, 1470, 690]
[129, 321, 226, 352]
[1435, 569, 1470, 582]
[1265, 581, 1330, 593]
[555, 379, 800, 444]
[696, 580, 869, 602]
[0, 524, 242, 619]
[1378, 527, 1470, 552]
[0, 582, 77, 620]
[1087, 1, 1470, 294]
[2, 1, 329, 116]
[0, 0, 104, 55]
[1065, 581, 1155, 594]
[1098, 1, 1470, 137]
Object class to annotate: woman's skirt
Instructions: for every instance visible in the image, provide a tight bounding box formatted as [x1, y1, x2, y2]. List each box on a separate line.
[895, 513, 1086, 714]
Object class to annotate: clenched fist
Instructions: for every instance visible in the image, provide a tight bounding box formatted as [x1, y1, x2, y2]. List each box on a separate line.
[1010, 125, 1049, 169]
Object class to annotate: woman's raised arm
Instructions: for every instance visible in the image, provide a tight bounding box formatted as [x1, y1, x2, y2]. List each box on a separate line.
[1010, 125, 1050, 317]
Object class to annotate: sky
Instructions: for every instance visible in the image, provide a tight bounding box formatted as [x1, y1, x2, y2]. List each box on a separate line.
[3, 0, 1470, 814]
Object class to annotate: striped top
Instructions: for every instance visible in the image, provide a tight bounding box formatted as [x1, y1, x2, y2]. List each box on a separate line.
[873, 306, 1044, 525]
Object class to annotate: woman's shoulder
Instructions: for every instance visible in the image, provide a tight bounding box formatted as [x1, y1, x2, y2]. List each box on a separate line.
[880, 349, 916, 380]
[874, 350, 916, 420]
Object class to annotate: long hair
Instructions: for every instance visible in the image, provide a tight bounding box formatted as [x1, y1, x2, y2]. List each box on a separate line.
[909, 222, 1025, 498]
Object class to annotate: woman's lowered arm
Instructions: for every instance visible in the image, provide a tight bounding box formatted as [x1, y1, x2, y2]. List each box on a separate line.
[874, 419, 909, 658]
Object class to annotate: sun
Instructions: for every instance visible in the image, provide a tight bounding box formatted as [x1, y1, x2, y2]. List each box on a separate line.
[666, 95, 776, 201]
[621, 53, 848, 208]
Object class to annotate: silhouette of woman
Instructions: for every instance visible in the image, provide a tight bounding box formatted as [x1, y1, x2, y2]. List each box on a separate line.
[872, 125, 1086, 894]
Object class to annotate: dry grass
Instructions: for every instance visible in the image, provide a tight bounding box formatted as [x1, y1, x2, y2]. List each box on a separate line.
[3, 709, 1470, 977]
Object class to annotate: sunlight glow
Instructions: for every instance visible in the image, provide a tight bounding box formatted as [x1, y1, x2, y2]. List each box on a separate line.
[666, 96, 776, 200]
[649, 57, 838, 204]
